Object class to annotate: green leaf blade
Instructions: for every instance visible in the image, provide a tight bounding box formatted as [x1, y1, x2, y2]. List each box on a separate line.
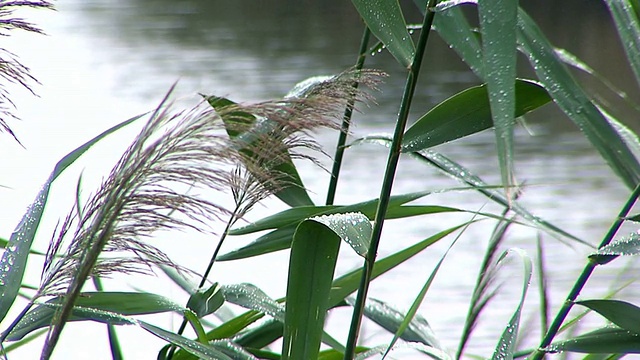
[282, 220, 341, 360]
[479, 0, 518, 196]
[402, 79, 551, 153]
[351, 0, 415, 68]
[517, 9, 640, 189]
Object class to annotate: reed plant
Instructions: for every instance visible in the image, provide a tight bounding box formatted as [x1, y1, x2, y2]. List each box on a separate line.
[3, 0, 640, 359]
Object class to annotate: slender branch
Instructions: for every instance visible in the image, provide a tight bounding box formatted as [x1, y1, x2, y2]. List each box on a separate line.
[343, 2, 438, 359]
[529, 183, 640, 359]
[325, 25, 371, 206]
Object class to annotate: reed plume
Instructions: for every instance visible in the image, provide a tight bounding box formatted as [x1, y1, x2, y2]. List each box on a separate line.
[0, 0, 53, 142]
[34, 69, 382, 359]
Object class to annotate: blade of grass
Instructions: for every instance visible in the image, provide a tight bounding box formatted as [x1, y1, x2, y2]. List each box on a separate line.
[604, 0, 640, 89]
[479, 0, 518, 198]
[517, 8, 640, 190]
[490, 248, 532, 360]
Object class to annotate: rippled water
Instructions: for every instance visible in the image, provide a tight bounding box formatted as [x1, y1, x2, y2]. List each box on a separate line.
[1, 1, 639, 359]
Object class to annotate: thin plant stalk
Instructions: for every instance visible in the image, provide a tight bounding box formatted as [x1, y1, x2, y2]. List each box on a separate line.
[529, 183, 640, 359]
[167, 205, 241, 360]
[343, 2, 438, 359]
[325, 25, 371, 206]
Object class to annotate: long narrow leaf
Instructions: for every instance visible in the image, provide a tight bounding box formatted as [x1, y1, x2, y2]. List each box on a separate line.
[490, 248, 532, 360]
[517, 8, 640, 189]
[546, 326, 640, 354]
[479, 0, 518, 197]
[282, 219, 341, 359]
[401, 79, 550, 152]
[6, 292, 184, 341]
[604, 0, 640, 88]
[576, 299, 640, 334]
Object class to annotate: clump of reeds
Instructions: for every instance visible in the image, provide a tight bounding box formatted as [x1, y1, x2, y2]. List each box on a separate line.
[31, 69, 382, 359]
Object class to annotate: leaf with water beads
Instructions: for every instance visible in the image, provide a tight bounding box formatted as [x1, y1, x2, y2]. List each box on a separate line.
[310, 212, 371, 257]
[351, 0, 415, 68]
[590, 232, 640, 265]
[222, 283, 285, 322]
[401, 79, 550, 153]
[6, 292, 185, 341]
[545, 325, 640, 354]
[490, 248, 532, 360]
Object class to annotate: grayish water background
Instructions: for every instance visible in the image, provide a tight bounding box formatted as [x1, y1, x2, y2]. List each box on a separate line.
[1, 1, 639, 358]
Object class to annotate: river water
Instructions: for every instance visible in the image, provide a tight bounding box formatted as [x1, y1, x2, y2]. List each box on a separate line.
[1, 1, 639, 359]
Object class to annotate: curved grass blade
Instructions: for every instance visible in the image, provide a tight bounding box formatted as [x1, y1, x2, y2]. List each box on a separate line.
[604, 0, 640, 88]
[479, 0, 518, 198]
[6, 292, 184, 341]
[174, 224, 469, 360]
[401, 79, 550, 152]
[490, 248, 532, 360]
[204, 95, 313, 207]
[351, 0, 415, 68]
[546, 326, 640, 354]
[282, 214, 372, 359]
[348, 297, 441, 350]
[517, 8, 640, 189]
[0, 113, 144, 324]
[576, 299, 640, 334]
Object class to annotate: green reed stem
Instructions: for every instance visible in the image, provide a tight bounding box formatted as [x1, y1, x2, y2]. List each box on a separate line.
[343, 3, 438, 359]
[167, 207, 240, 359]
[529, 182, 640, 360]
[325, 25, 371, 206]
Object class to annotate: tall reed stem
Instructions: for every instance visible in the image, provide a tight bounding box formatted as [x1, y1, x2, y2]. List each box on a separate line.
[529, 183, 640, 360]
[343, 2, 438, 359]
[325, 25, 371, 206]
